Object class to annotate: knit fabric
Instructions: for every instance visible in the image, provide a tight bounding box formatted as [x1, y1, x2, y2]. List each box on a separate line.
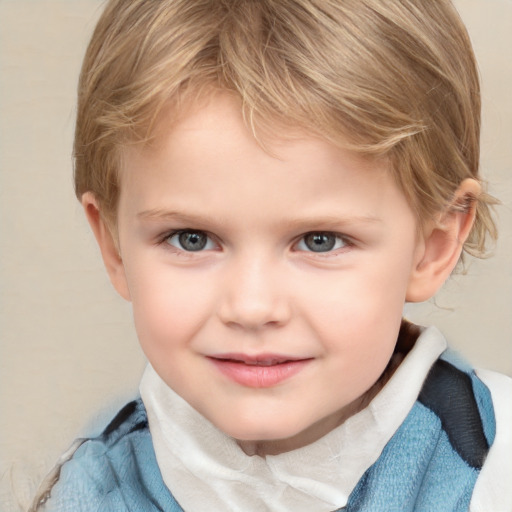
[39, 328, 505, 511]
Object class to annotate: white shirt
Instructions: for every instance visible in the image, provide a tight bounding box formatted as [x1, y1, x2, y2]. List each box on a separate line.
[140, 326, 511, 512]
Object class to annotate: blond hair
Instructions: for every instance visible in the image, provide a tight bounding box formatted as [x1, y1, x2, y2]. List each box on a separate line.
[74, 0, 497, 258]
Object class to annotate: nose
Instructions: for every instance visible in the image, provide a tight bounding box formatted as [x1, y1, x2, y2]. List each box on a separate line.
[217, 254, 291, 330]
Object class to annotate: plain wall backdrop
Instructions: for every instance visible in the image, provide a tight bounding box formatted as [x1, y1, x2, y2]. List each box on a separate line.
[1, 1, 511, 510]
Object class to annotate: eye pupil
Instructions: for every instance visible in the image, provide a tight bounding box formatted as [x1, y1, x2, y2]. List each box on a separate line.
[305, 233, 336, 252]
[179, 231, 207, 251]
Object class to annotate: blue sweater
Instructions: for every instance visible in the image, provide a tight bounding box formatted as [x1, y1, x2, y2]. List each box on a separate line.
[40, 352, 495, 511]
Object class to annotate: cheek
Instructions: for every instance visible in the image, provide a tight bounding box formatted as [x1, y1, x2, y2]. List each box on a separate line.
[301, 267, 407, 332]
[296, 252, 414, 362]
[300, 273, 405, 403]
[124, 261, 216, 353]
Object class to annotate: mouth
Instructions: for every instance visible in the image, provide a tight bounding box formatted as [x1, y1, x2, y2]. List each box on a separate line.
[207, 353, 313, 388]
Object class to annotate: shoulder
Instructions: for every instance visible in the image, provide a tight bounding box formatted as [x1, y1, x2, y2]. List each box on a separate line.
[34, 399, 181, 512]
[346, 344, 508, 511]
[413, 352, 512, 511]
[470, 369, 512, 512]
[417, 352, 496, 469]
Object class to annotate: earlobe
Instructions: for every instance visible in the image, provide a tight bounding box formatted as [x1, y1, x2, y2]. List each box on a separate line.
[81, 192, 131, 301]
[406, 179, 481, 303]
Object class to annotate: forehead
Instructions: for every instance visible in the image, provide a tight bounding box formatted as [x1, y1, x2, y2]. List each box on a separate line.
[117, 94, 415, 233]
[123, 93, 385, 183]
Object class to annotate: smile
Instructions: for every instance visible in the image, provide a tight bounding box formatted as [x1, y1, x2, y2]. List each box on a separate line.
[207, 353, 313, 388]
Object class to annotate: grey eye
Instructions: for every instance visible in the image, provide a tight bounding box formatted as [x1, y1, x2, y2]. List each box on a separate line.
[167, 231, 213, 251]
[298, 232, 346, 253]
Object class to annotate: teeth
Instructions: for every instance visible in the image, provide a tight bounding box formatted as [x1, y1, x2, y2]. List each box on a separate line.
[246, 360, 285, 366]
[221, 357, 293, 365]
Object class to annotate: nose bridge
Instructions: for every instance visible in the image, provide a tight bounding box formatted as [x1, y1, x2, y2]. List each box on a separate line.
[218, 249, 290, 329]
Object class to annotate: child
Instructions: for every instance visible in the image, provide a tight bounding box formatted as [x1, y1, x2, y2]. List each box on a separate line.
[32, 0, 511, 510]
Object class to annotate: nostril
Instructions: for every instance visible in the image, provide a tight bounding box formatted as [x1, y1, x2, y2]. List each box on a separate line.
[217, 299, 291, 330]
[216, 263, 291, 329]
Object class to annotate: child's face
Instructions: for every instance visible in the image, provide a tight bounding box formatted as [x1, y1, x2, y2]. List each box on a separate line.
[114, 94, 426, 454]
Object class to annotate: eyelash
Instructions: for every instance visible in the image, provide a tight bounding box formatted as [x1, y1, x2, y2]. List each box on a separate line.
[161, 230, 218, 253]
[159, 229, 354, 255]
[295, 232, 353, 254]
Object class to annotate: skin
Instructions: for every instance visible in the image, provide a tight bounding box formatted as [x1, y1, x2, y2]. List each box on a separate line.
[84, 94, 479, 456]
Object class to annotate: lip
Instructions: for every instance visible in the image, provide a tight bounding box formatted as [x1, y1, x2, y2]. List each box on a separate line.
[208, 353, 313, 388]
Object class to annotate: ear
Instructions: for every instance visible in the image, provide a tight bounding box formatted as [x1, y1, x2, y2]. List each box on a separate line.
[406, 179, 481, 303]
[81, 192, 131, 301]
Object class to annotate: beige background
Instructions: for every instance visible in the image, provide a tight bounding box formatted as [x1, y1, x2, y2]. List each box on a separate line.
[0, 1, 510, 510]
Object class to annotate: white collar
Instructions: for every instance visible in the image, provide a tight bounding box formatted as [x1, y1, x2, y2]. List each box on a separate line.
[140, 326, 446, 512]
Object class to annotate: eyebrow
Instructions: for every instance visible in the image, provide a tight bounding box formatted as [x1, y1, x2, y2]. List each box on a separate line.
[138, 209, 214, 224]
[137, 209, 382, 229]
[283, 215, 382, 230]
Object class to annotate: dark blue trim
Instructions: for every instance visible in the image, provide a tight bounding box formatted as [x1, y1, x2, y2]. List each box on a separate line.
[418, 359, 489, 468]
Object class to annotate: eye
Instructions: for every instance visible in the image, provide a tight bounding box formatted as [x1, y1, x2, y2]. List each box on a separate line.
[296, 232, 349, 253]
[165, 230, 216, 252]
